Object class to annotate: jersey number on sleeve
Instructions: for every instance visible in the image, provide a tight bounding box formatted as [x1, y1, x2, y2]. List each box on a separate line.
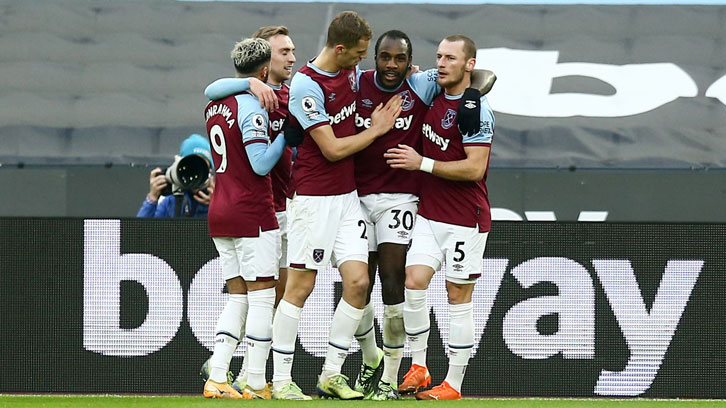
[210, 124, 228, 173]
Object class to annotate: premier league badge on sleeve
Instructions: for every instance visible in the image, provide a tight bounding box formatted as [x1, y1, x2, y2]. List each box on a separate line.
[312, 248, 325, 263]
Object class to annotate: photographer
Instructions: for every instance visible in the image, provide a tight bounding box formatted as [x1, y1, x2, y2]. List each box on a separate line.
[136, 133, 215, 218]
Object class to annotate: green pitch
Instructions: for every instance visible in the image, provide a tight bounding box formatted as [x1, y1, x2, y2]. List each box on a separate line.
[2, 396, 726, 408]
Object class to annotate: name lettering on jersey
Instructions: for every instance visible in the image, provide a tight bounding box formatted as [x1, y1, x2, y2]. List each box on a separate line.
[270, 118, 285, 132]
[422, 123, 451, 151]
[482, 120, 493, 135]
[355, 112, 413, 131]
[205, 103, 235, 128]
[329, 101, 356, 125]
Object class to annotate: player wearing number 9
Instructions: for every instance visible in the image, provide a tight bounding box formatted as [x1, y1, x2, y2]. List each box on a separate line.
[202, 37, 297, 400]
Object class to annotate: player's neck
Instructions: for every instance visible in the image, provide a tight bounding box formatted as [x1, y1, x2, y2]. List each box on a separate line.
[312, 47, 342, 73]
[267, 77, 282, 86]
[444, 75, 471, 96]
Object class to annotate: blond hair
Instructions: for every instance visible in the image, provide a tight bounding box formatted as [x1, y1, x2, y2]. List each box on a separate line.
[231, 37, 272, 75]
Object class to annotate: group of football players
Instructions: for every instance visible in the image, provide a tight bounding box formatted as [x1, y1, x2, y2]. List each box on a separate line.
[199, 10, 496, 401]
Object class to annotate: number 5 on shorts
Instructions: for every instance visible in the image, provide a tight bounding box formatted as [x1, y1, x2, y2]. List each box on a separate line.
[454, 241, 465, 262]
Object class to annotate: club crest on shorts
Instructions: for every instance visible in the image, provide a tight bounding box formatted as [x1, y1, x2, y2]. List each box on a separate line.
[441, 109, 457, 129]
[312, 248, 325, 263]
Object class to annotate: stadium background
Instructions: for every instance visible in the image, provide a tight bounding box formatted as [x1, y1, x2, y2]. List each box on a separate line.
[1, 0, 725, 399]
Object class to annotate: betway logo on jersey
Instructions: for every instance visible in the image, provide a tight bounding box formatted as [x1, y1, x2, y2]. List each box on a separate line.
[355, 112, 414, 131]
[270, 118, 285, 132]
[422, 123, 450, 151]
[205, 103, 235, 128]
[328, 101, 356, 125]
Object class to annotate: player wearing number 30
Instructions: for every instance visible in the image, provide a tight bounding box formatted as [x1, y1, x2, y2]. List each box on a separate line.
[384, 35, 495, 401]
[202, 38, 295, 400]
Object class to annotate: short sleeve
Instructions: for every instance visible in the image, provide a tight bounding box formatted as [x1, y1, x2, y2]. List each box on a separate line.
[236, 94, 269, 145]
[407, 69, 441, 106]
[463, 96, 495, 145]
[289, 72, 328, 130]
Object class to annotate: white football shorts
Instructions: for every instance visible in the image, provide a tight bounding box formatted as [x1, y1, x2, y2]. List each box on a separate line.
[406, 215, 489, 284]
[359, 193, 418, 251]
[213, 228, 281, 282]
[286, 191, 368, 270]
[276, 206, 288, 269]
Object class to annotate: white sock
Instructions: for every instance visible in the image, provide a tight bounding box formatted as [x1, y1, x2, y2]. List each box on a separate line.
[403, 288, 429, 368]
[382, 303, 405, 385]
[238, 304, 272, 383]
[354, 302, 379, 366]
[245, 288, 275, 390]
[272, 300, 301, 387]
[444, 302, 474, 393]
[321, 299, 364, 378]
[210, 293, 248, 383]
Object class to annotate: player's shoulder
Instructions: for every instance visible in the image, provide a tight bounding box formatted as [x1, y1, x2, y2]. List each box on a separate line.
[236, 91, 263, 109]
[290, 71, 318, 92]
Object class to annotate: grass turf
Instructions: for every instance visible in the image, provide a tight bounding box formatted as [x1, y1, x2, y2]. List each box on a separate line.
[2, 396, 726, 408]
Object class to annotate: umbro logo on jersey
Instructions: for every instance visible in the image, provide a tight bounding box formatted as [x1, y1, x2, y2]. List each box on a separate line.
[464, 100, 476, 109]
[362, 98, 373, 108]
[328, 92, 336, 102]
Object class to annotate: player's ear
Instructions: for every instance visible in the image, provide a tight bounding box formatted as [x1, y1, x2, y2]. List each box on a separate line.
[334, 44, 345, 55]
[465, 57, 476, 72]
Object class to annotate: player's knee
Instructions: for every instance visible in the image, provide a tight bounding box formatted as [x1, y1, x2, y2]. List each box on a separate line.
[345, 272, 370, 297]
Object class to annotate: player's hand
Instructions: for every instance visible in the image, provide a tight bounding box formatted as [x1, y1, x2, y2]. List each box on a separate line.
[249, 78, 279, 112]
[370, 95, 403, 136]
[282, 114, 304, 147]
[405, 64, 420, 79]
[193, 176, 214, 206]
[456, 88, 481, 137]
[148, 167, 168, 202]
[384, 144, 422, 171]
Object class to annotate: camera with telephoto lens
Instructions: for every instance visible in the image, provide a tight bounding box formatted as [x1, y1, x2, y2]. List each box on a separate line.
[159, 154, 210, 196]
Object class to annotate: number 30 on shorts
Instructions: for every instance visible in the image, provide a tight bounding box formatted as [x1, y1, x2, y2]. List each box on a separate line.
[388, 209, 414, 230]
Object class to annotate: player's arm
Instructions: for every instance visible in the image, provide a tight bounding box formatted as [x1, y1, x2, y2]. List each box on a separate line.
[246, 135, 287, 176]
[311, 97, 402, 162]
[205, 77, 278, 111]
[385, 143, 490, 181]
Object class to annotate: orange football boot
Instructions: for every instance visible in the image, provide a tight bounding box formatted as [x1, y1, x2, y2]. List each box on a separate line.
[397, 364, 431, 394]
[415, 381, 462, 400]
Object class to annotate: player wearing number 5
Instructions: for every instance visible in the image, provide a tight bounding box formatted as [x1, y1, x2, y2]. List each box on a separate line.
[384, 35, 495, 401]
[202, 38, 296, 400]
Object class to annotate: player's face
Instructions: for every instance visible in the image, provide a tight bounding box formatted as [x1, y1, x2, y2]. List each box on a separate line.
[375, 37, 411, 89]
[338, 38, 370, 69]
[435, 39, 471, 88]
[267, 34, 296, 85]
